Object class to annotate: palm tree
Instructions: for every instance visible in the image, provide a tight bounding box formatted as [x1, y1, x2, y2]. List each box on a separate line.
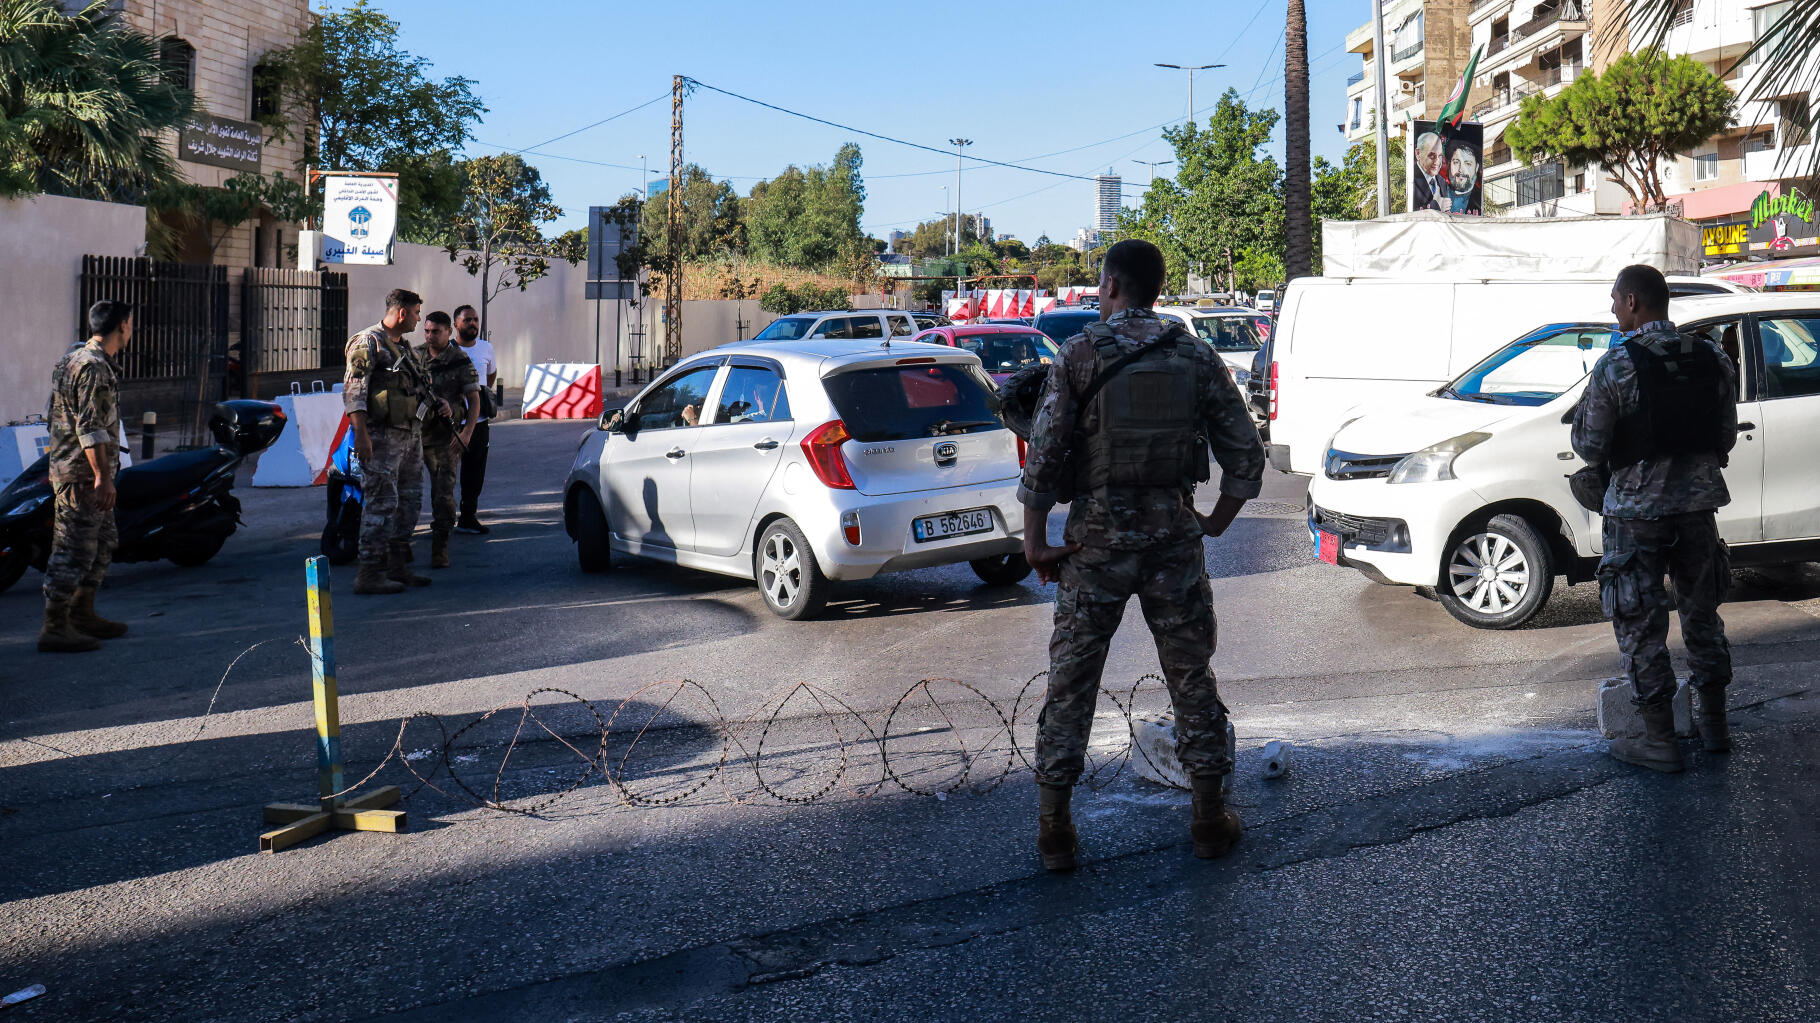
[1283, 0, 1312, 281]
[0, 0, 193, 201]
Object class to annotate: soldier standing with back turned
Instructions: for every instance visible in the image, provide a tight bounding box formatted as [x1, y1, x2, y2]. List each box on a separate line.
[1572, 264, 1737, 772]
[1019, 240, 1266, 871]
[38, 300, 134, 652]
[343, 289, 434, 595]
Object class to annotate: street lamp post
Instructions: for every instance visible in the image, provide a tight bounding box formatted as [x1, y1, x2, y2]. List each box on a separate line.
[1133, 159, 1175, 185]
[949, 138, 972, 253]
[940, 185, 951, 256]
[1153, 62, 1226, 125]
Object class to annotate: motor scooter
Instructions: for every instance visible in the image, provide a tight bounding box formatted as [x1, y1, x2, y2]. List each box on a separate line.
[320, 426, 361, 565]
[0, 400, 287, 593]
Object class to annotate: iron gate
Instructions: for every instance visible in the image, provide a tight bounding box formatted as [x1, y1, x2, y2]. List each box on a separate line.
[242, 268, 349, 375]
[78, 255, 230, 384]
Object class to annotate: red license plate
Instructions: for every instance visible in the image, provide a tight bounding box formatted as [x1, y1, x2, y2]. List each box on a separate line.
[1317, 529, 1341, 565]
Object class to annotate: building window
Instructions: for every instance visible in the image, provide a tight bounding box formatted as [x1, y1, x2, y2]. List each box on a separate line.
[1516, 161, 1565, 207]
[1573, 171, 1586, 192]
[251, 63, 280, 120]
[159, 37, 194, 92]
[1694, 153, 1720, 181]
[1670, 0, 1693, 28]
[1747, 2, 1790, 65]
[1350, 97, 1363, 131]
[1779, 95, 1811, 148]
[1743, 131, 1774, 153]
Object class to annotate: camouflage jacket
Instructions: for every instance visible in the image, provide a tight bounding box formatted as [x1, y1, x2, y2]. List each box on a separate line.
[46, 339, 121, 485]
[414, 342, 480, 440]
[1018, 307, 1265, 550]
[343, 324, 428, 429]
[1571, 320, 1736, 519]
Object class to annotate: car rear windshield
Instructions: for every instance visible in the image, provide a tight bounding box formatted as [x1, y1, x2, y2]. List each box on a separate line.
[754, 316, 817, 340]
[951, 332, 1057, 374]
[822, 364, 1003, 441]
[1034, 310, 1100, 344]
[1189, 314, 1262, 352]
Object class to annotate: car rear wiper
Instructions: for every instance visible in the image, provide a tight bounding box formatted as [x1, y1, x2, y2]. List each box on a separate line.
[929, 419, 997, 436]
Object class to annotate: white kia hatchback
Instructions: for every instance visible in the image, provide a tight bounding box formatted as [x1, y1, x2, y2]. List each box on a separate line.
[563, 339, 1031, 619]
[1305, 293, 1820, 630]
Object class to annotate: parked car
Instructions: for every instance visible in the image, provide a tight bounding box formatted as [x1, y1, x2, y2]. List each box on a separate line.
[1305, 292, 1820, 629]
[911, 324, 1058, 382]
[1254, 289, 1278, 312]
[563, 339, 1032, 620]
[911, 312, 954, 331]
[1031, 307, 1102, 346]
[1154, 304, 1267, 387]
[753, 309, 919, 342]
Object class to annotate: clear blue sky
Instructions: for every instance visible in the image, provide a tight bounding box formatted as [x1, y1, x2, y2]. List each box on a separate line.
[343, 0, 1368, 242]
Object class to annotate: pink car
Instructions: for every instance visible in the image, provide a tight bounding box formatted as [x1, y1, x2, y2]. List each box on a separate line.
[910, 324, 1059, 383]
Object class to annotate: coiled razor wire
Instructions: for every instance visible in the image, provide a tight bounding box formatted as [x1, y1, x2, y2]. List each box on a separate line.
[199, 642, 1199, 818]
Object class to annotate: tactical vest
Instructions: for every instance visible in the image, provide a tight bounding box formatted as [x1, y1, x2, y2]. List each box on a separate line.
[367, 332, 430, 429]
[1071, 322, 1209, 493]
[1610, 334, 1731, 469]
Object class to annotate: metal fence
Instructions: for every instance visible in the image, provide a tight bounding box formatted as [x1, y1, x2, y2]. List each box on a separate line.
[78, 255, 229, 383]
[242, 268, 348, 376]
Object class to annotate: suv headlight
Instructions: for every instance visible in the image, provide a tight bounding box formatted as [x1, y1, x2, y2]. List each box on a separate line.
[1387, 432, 1491, 485]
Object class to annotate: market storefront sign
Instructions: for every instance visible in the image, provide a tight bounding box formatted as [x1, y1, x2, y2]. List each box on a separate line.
[1703, 187, 1817, 258]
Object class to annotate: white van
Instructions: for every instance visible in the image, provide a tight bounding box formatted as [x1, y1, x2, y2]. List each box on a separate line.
[1264, 275, 1748, 476]
[1304, 292, 1820, 629]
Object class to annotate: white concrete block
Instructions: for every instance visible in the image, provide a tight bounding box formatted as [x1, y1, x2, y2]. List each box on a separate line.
[1130, 714, 1235, 793]
[1596, 677, 1695, 739]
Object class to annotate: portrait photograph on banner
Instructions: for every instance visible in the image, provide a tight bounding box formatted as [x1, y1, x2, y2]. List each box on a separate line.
[1409, 119, 1484, 216]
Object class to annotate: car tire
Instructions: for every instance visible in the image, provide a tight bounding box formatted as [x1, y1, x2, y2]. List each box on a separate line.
[1435, 513, 1555, 630]
[970, 552, 1033, 586]
[574, 489, 612, 574]
[755, 518, 828, 620]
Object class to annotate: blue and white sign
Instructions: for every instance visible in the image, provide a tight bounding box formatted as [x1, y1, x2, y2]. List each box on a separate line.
[322, 175, 398, 265]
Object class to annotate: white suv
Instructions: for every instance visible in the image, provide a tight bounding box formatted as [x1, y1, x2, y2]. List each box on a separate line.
[1306, 293, 1820, 629]
[563, 339, 1030, 619]
[753, 309, 919, 342]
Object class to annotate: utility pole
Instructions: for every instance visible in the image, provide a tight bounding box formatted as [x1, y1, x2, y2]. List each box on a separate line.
[940, 186, 950, 256]
[1370, 0, 1391, 217]
[1154, 63, 1226, 125]
[665, 75, 686, 366]
[1134, 159, 1175, 185]
[950, 138, 972, 252]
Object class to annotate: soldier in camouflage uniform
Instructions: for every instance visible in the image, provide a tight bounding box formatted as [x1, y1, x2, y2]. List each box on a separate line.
[344, 289, 433, 595]
[1572, 264, 1737, 773]
[39, 301, 134, 653]
[415, 311, 479, 569]
[1019, 240, 1265, 870]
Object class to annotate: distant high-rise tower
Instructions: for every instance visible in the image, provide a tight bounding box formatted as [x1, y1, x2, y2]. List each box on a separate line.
[1094, 169, 1122, 232]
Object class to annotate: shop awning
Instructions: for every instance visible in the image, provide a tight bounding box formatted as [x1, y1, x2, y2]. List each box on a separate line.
[1627, 180, 1779, 220]
[1705, 254, 1820, 289]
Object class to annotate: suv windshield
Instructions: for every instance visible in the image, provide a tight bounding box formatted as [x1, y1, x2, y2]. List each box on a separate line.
[1033, 310, 1101, 344]
[951, 331, 1057, 373]
[1442, 323, 1616, 406]
[822, 363, 1002, 441]
[755, 316, 818, 341]
[1188, 314, 1262, 352]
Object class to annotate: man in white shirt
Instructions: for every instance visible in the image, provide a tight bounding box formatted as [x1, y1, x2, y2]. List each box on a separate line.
[452, 304, 497, 534]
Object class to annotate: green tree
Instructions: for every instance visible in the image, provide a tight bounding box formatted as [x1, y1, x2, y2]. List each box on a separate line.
[745, 143, 867, 270]
[0, 0, 192, 200]
[445, 154, 580, 340]
[255, 0, 485, 244]
[150, 171, 308, 259]
[993, 238, 1030, 261]
[1505, 49, 1734, 209]
[637, 163, 743, 261]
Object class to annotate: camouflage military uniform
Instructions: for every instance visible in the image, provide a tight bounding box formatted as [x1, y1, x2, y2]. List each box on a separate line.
[415, 341, 480, 537]
[42, 340, 122, 607]
[344, 324, 427, 562]
[1571, 320, 1737, 708]
[1020, 307, 1266, 785]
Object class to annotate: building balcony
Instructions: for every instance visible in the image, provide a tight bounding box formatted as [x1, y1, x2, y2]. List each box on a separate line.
[1347, 70, 1365, 87]
[1746, 141, 1815, 182]
[1392, 39, 1425, 64]
[1470, 0, 1511, 20]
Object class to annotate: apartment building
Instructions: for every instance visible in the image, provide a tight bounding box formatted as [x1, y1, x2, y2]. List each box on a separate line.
[1343, 0, 1481, 146]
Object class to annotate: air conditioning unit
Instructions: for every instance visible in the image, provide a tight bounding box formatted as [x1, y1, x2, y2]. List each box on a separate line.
[1398, 80, 1417, 95]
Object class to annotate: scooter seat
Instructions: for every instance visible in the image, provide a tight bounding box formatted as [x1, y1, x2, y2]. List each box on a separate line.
[115, 446, 234, 507]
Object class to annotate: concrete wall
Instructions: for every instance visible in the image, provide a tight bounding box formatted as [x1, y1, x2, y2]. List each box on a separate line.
[0, 195, 147, 425]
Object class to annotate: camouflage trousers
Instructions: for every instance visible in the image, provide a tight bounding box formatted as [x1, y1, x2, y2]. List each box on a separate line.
[42, 480, 116, 607]
[422, 434, 460, 536]
[1599, 512, 1732, 707]
[1035, 540, 1231, 785]
[358, 425, 423, 562]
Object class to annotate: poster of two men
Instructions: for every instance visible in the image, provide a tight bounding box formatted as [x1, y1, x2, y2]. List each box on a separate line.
[1410, 119, 1483, 216]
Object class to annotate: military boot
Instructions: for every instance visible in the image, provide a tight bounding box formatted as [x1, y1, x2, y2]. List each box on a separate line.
[386, 543, 431, 587]
[1609, 702, 1685, 773]
[353, 560, 405, 595]
[1190, 775, 1243, 859]
[38, 603, 100, 653]
[70, 586, 128, 639]
[1695, 685, 1730, 754]
[1037, 783, 1078, 872]
[430, 531, 451, 569]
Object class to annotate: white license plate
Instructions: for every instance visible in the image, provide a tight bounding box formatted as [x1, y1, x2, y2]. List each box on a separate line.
[913, 508, 993, 543]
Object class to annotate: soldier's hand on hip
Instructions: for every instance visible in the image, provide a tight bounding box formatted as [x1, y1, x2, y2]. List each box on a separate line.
[1025, 539, 1081, 585]
[94, 476, 116, 512]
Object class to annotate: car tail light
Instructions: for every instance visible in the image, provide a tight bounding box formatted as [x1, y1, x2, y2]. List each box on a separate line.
[801, 420, 856, 490]
[840, 510, 861, 546]
[1268, 361, 1280, 421]
[1016, 436, 1028, 468]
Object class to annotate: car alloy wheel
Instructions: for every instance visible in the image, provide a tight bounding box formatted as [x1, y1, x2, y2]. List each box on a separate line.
[760, 531, 802, 609]
[1435, 513, 1554, 630]
[756, 518, 829, 620]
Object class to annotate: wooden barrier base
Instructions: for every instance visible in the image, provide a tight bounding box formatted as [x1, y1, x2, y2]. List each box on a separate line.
[259, 785, 406, 854]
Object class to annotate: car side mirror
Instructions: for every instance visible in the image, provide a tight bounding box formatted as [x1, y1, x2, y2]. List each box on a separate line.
[599, 407, 624, 433]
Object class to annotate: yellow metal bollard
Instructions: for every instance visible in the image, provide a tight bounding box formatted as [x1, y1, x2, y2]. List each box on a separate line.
[258, 556, 406, 853]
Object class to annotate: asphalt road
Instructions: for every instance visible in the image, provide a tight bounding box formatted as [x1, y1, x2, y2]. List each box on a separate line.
[3, 419, 1818, 1022]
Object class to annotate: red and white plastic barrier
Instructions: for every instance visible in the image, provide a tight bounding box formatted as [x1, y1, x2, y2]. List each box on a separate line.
[522, 363, 602, 420]
[251, 389, 347, 487]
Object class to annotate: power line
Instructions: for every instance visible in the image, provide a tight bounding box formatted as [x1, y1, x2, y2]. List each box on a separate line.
[682, 77, 1096, 181]
[510, 92, 670, 155]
